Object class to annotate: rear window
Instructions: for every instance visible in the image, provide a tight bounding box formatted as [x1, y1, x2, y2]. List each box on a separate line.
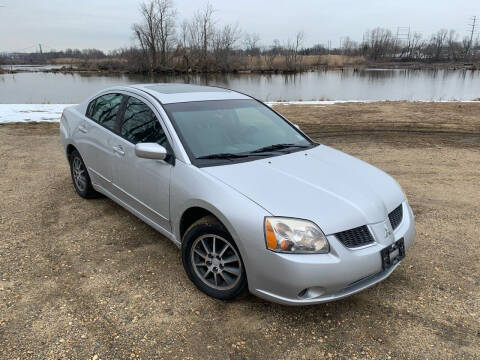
[87, 93, 124, 131]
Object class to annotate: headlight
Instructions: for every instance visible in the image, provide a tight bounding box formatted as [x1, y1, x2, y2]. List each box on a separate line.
[264, 217, 329, 253]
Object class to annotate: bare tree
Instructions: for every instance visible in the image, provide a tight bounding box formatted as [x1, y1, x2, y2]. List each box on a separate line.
[263, 39, 282, 70]
[446, 30, 461, 61]
[212, 24, 242, 70]
[285, 31, 304, 71]
[178, 19, 191, 70]
[133, 1, 158, 71]
[341, 36, 358, 56]
[428, 29, 448, 61]
[244, 33, 260, 55]
[133, 0, 177, 71]
[190, 2, 216, 70]
[406, 32, 423, 59]
[362, 28, 396, 60]
[155, 0, 176, 66]
[293, 31, 305, 69]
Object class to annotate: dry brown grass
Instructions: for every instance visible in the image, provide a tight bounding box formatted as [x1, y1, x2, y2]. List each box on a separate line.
[233, 55, 365, 71]
[48, 54, 366, 73]
[48, 57, 128, 66]
[317, 54, 365, 67]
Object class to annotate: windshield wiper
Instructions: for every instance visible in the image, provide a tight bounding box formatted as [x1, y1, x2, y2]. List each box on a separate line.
[197, 151, 273, 161]
[249, 143, 311, 153]
[197, 153, 249, 160]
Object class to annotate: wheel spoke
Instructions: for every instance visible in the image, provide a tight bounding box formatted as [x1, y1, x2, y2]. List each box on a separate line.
[212, 236, 216, 254]
[200, 238, 209, 254]
[214, 273, 218, 286]
[218, 243, 229, 257]
[223, 266, 240, 277]
[203, 269, 211, 279]
[194, 249, 207, 259]
[222, 255, 239, 264]
[219, 272, 232, 285]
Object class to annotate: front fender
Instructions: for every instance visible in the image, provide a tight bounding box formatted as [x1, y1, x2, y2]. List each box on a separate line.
[171, 161, 271, 281]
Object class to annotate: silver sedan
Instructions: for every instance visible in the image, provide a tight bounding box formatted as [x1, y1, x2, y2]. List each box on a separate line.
[60, 84, 415, 305]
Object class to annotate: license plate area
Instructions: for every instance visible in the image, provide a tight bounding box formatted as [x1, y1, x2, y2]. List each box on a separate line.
[381, 238, 405, 270]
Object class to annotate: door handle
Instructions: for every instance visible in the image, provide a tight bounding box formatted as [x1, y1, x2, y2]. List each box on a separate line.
[78, 125, 88, 133]
[113, 145, 125, 156]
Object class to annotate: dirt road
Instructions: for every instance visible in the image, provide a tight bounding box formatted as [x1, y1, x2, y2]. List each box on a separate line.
[0, 102, 479, 359]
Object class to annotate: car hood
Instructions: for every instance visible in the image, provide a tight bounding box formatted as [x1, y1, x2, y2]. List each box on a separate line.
[202, 145, 405, 235]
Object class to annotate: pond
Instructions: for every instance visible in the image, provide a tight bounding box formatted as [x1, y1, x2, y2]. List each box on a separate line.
[0, 68, 479, 103]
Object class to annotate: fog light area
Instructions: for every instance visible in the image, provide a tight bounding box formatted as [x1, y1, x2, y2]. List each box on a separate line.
[297, 286, 326, 299]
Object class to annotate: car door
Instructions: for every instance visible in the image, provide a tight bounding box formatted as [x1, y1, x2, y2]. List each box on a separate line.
[76, 93, 124, 192]
[110, 95, 172, 232]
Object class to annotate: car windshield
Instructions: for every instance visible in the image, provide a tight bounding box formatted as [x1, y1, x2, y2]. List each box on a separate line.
[164, 99, 313, 163]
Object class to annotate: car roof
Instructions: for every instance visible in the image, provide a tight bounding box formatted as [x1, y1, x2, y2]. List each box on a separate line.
[129, 83, 251, 104]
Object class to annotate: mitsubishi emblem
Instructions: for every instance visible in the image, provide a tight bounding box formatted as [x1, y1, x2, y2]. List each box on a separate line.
[384, 221, 393, 239]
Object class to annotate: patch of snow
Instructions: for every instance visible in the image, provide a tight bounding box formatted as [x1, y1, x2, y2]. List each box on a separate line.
[266, 100, 480, 106]
[0, 104, 74, 124]
[265, 100, 380, 106]
[1, 101, 479, 123]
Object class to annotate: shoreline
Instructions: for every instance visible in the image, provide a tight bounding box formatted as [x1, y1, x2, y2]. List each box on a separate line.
[1, 100, 480, 124]
[1, 61, 479, 76]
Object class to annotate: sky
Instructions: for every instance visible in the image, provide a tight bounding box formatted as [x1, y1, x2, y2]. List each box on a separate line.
[0, 0, 479, 52]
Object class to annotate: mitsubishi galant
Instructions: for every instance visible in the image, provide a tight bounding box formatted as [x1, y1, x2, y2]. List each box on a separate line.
[60, 84, 415, 305]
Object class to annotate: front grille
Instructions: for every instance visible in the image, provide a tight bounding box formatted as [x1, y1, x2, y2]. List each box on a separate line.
[388, 204, 403, 230]
[335, 225, 374, 248]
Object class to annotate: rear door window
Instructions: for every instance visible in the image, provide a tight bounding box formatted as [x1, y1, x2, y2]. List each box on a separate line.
[88, 93, 124, 132]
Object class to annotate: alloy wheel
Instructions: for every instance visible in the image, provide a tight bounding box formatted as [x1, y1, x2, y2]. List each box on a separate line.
[72, 157, 87, 192]
[190, 234, 242, 291]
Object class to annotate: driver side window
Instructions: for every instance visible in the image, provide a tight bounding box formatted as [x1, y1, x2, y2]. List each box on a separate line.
[120, 96, 168, 147]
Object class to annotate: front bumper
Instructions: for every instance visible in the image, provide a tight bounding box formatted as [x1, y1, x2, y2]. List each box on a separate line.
[249, 202, 415, 305]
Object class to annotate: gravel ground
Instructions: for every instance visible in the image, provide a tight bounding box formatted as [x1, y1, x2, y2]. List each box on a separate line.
[0, 102, 479, 359]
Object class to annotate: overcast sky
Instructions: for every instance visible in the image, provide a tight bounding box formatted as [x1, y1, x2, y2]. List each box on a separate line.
[0, 0, 479, 52]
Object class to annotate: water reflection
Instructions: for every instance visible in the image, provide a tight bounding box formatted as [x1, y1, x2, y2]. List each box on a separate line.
[0, 68, 479, 103]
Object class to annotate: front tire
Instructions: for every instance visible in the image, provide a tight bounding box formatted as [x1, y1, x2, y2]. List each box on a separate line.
[182, 216, 247, 300]
[69, 150, 99, 199]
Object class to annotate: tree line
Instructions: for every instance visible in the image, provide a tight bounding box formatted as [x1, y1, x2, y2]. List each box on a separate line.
[126, 0, 479, 73]
[2, 0, 479, 73]
[340, 28, 479, 62]
[126, 0, 311, 73]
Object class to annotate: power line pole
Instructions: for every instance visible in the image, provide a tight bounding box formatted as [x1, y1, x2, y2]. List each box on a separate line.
[395, 26, 410, 59]
[467, 16, 477, 56]
[38, 44, 43, 54]
[395, 27, 411, 46]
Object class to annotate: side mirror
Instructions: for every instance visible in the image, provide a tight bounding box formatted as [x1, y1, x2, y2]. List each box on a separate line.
[135, 143, 167, 160]
[293, 123, 300, 129]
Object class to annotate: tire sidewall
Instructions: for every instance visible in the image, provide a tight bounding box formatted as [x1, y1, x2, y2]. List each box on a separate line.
[69, 150, 94, 198]
[182, 221, 247, 300]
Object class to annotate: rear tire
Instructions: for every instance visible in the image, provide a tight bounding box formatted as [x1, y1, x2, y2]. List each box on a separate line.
[182, 216, 247, 300]
[69, 150, 100, 199]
